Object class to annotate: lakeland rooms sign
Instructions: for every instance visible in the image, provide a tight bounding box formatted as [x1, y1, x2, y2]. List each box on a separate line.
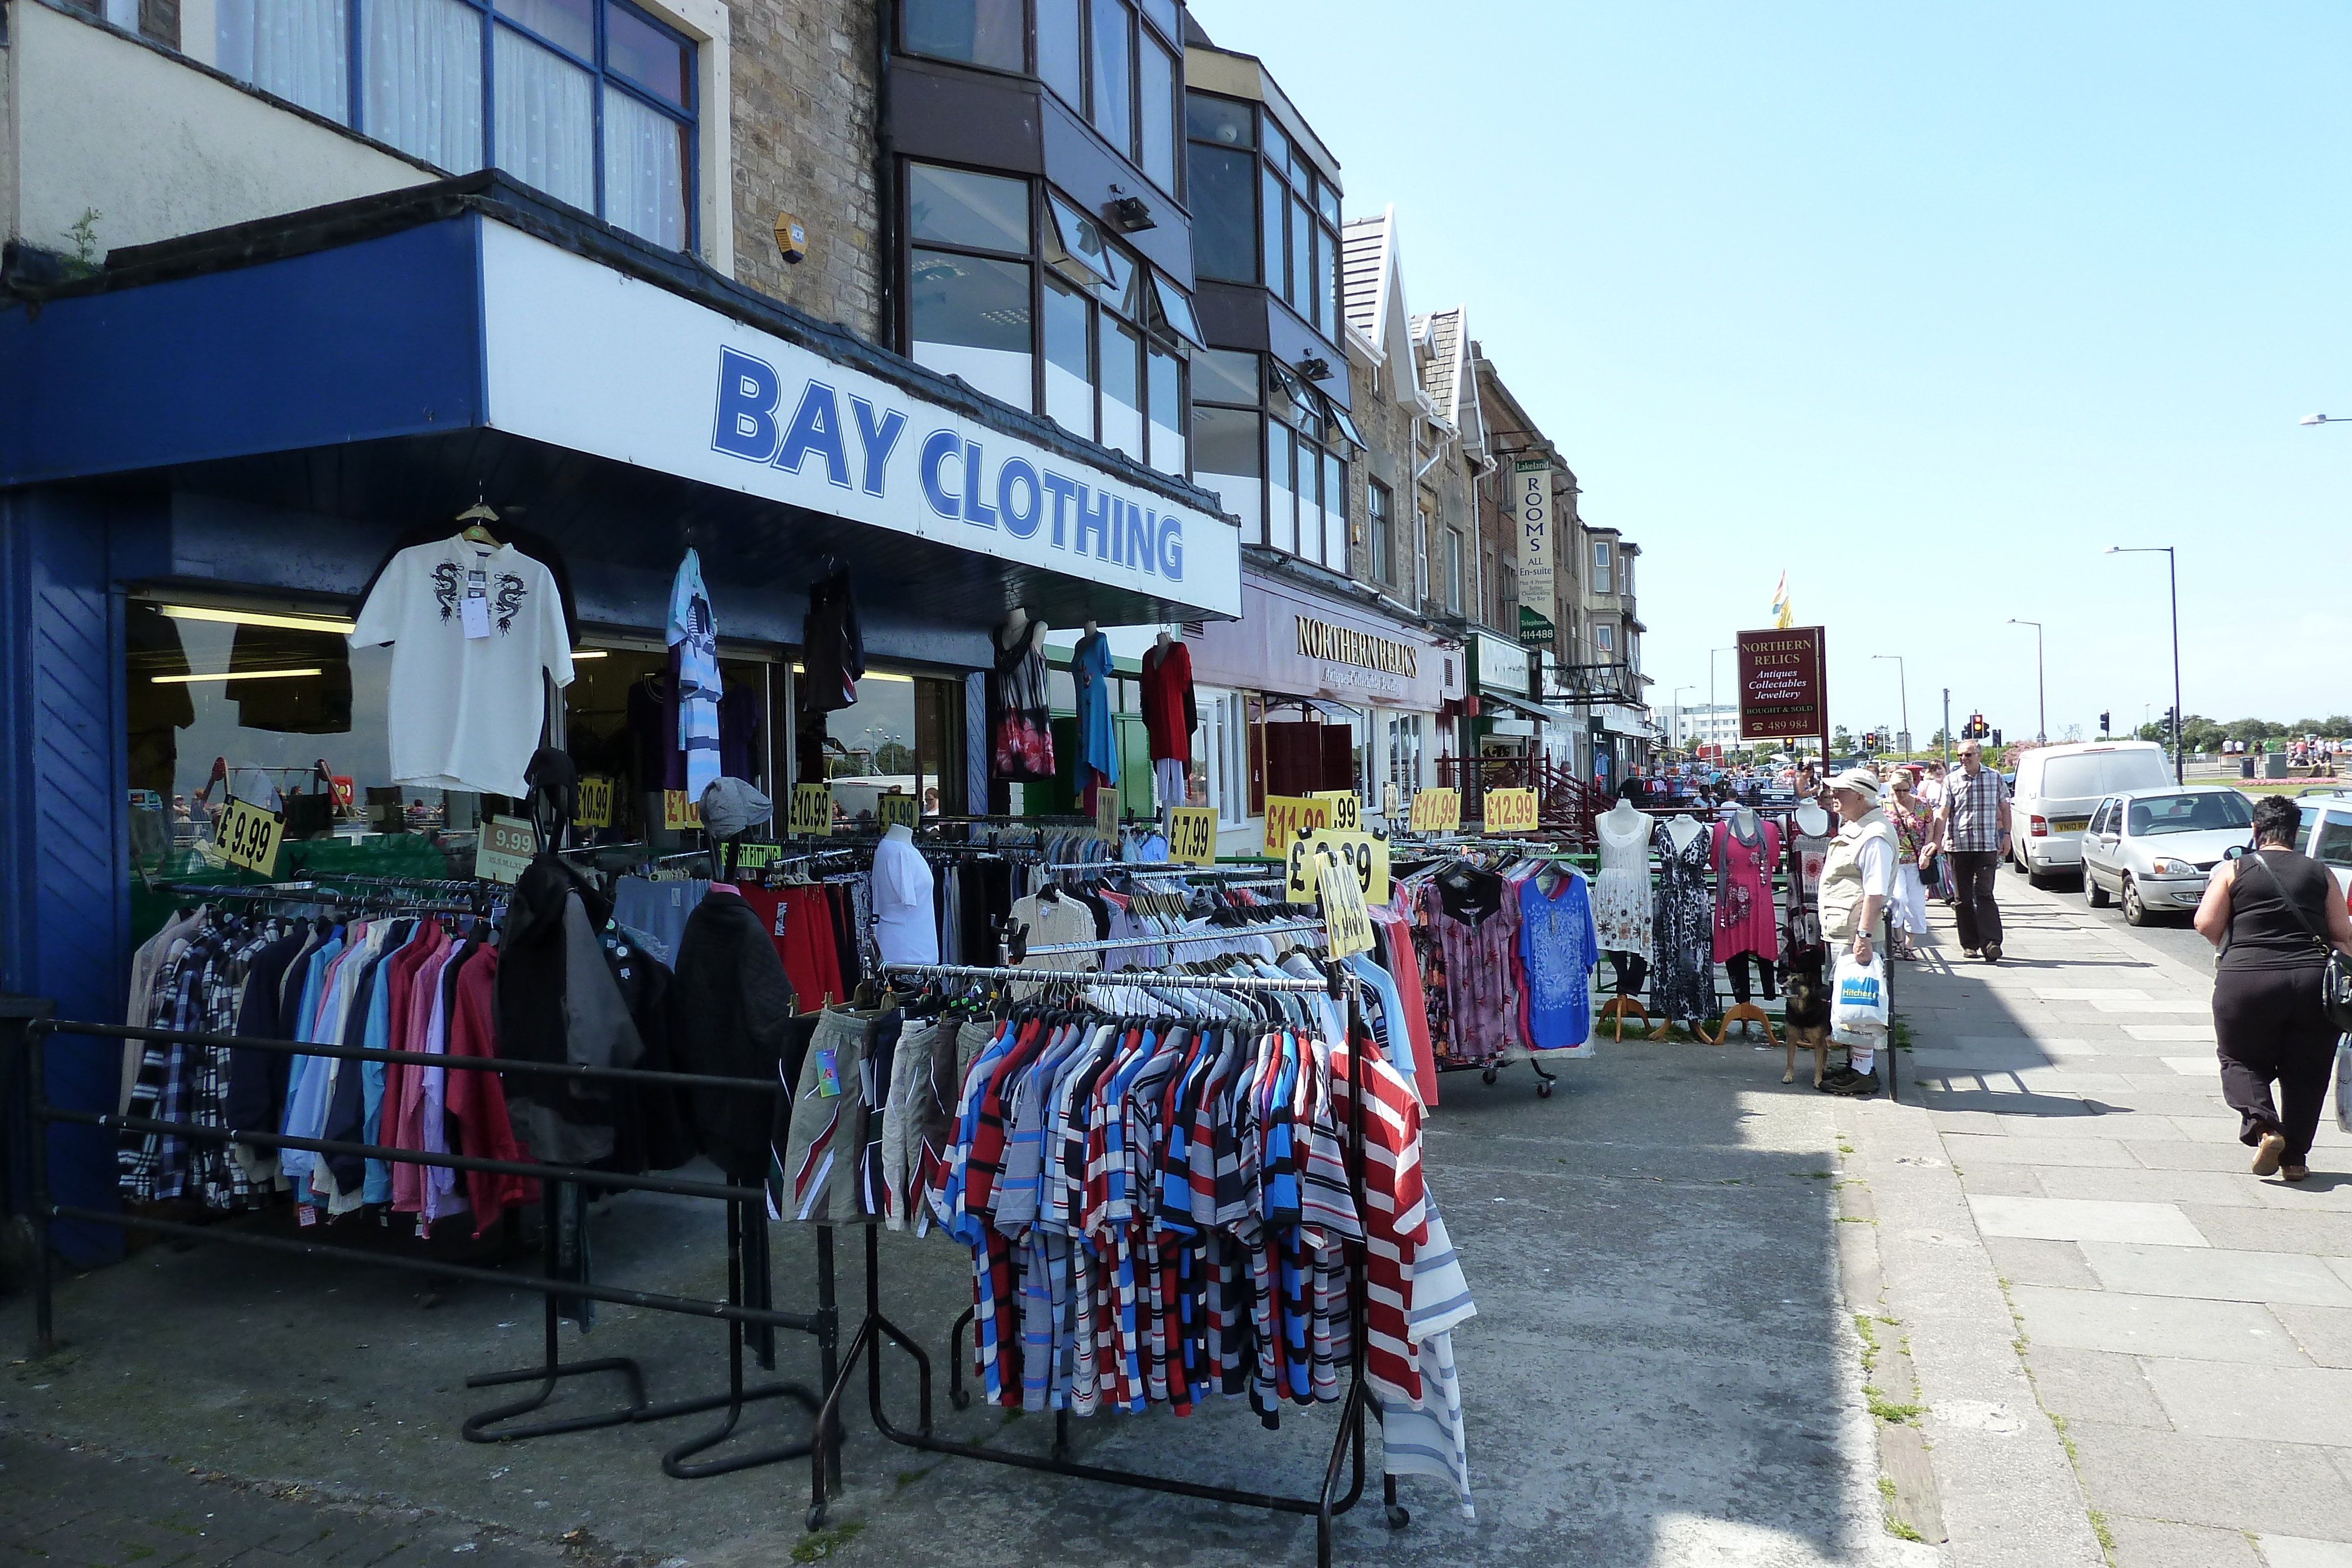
[1737, 626, 1827, 741]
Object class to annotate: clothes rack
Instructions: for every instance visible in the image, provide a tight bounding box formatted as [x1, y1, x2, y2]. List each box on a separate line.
[811, 957, 1406, 1565]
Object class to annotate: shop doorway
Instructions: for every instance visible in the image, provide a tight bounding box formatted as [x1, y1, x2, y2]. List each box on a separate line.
[794, 669, 967, 825]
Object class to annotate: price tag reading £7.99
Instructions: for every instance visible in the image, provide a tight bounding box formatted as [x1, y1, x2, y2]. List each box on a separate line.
[1314, 844, 1375, 957]
[215, 797, 286, 875]
[1167, 806, 1217, 865]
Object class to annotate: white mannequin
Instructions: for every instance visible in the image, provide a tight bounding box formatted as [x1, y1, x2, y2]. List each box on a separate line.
[1155, 629, 1172, 651]
[1732, 804, 1759, 837]
[1601, 797, 1646, 835]
[871, 819, 937, 964]
[884, 821, 913, 845]
[1795, 802, 1831, 838]
[1084, 619, 1100, 637]
[1665, 814, 1707, 852]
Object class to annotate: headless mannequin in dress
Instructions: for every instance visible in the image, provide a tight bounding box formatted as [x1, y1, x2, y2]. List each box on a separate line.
[884, 821, 913, 846]
[1602, 797, 1646, 835]
[1596, 797, 1655, 1021]
[1718, 805, 1779, 1011]
[1795, 803, 1830, 839]
[1665, 815, 1707, 852]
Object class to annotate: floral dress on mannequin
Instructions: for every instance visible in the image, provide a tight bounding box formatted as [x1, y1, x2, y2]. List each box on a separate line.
[1592, 812, 1655, 962]
[1649, 821, 1716, 1021]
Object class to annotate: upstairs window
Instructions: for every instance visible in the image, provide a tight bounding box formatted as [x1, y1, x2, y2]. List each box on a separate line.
[1185, 90, 1341, 336]
[218, 0, 697, 250]
[1368, 478, 1394, 586]
[1592, 540, 1613, 593]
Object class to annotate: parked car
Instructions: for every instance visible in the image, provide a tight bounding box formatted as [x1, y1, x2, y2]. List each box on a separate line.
[2080, 785, 2255, 925]
[2010, 741, 2176, 887]
[2295, 788, 2352, 901]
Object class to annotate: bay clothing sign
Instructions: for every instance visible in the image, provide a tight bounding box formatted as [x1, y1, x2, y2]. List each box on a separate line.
[477, 223, 1241, 617]
[1736, 626, 1828, 741]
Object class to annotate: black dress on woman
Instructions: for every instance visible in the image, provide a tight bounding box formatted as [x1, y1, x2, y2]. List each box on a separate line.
[2214, 847, 2339, 1166]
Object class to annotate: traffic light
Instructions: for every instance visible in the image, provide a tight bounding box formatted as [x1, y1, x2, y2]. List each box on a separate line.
[1990, 728, 2003, 747]
[2099, 711, 2111, 736]
[1861, 731, 1877, 754]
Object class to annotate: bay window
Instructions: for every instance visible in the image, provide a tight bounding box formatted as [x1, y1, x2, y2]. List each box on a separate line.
[219, 0, 696, 249]
[903, 162, 1199, 476]
[1190, 351, 1356, 567]
[1187, 88, 1342, 330]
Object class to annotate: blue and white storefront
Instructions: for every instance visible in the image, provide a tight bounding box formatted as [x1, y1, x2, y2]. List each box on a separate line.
[0, 173, 1239, 1256]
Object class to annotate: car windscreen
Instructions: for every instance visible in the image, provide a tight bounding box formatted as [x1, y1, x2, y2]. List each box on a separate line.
[2125, 792, 2252, 836]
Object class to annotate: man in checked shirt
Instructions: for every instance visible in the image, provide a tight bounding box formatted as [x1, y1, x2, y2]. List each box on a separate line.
[1933, 740, 2014, 962]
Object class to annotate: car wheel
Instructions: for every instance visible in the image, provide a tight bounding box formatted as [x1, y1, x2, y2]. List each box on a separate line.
[2085, 867, 2112, 908]
[2122, 875, 2153, 927]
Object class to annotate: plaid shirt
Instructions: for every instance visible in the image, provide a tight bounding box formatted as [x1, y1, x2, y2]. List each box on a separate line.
[1943, 765, 2009, 852]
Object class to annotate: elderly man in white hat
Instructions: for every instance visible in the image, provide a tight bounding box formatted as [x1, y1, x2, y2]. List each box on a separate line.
[1817, 766, 1899, 1096]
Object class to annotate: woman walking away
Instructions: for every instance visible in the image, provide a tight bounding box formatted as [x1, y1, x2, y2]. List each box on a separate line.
[2194, 794, 2352, 1181]
[1883, 768, 1933, 960]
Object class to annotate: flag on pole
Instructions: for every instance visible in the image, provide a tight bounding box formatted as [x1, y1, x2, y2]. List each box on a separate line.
[1771, 573, 1792, 628]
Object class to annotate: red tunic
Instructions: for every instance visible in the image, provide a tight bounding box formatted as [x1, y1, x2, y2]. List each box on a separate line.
[1140, 640, 1197, 763]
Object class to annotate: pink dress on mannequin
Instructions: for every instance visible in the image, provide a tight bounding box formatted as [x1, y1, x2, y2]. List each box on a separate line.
[1711, 816, 1782, 964]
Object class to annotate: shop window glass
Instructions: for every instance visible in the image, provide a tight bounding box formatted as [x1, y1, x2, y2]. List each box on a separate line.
[1312, 221, 1335, 335]
[1137, 32, 1177, 192]
[909, 248, 1035, 410]
[1042, 270, 1096, 437]
[910, 163, 1031, 254]
[1187, 144, 1257, 283]
[606, 0, 688, 103]
[1101, 318, 1144, 461]
[1297, 439, 1323, 564]
[1037, 0, 1083, 106]
[1186, 91, 1252, 148]
[570, 648, 775, 844]
[902, 0, 1023, 71]
[1261, 113, 1289, 176]
[362, 0, 484, 172]
[1317, 178, 1339, 225]
[1045, 193, 1114, 286]
[1192, 406, 1261, 535]
[1593, 540, 1612, 592]
[1088, 0, 1132, 152]
[219, 0, 351, 121]
[497, 0, 589, 55]
[1269, 427, 1295, 554]
[494, 27, 596, 212]
[1148, 273, 1205, 349]
[1147, 342, 1184, 477]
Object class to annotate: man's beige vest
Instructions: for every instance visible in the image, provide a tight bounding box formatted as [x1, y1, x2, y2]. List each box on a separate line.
[1820, 809, 1898, 942]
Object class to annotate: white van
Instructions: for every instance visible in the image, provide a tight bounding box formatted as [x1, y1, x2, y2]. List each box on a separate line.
[2009, 741, 2174, 885]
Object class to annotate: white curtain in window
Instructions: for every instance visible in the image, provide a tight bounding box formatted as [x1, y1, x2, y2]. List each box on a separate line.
[362, 0, 483, 170]
[494, 26, 594, 215]
[219, 0, 350, 122]
[602, 89, 686, 247]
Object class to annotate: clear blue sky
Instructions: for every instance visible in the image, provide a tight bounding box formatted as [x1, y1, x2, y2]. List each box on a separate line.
[1185, 0, 2352, 740]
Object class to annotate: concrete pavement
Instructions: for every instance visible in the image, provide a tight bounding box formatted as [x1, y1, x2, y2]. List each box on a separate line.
[1850, 871, 2352, 1568]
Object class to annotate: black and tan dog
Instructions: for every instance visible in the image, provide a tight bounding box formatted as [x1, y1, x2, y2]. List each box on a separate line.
[1778, 950, 1833, 1087]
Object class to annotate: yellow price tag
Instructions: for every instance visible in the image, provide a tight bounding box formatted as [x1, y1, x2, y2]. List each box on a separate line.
[789, 784, 834, 837]
[1484, 787, 1539, 834]
[1284, 834, 1322, 904]
[1167, 806, 1217, 865]
[215, 797, 285, 875]
[1309, 828, 1390, 905]
[1260, 794, 1334, 857]
[662, 789, 703, 831]
[1382, 783, 1400, 822]
[1309, 790, 1361, 830]
[1095, 788, 1121, 840]
[877, 793, 919, 831]
[474, 815, 538, 884]
[1314, 844, 1375, 957]
[1408, 788, 1461, 834]
[574, 775, 614, 829]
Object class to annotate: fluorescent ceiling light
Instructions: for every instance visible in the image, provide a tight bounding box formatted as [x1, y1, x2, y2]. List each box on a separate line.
[572, 650, 609, 659]
[789, 666, 916, 683]
[152, 668, 324, 684]
[159, 604, 356, 634]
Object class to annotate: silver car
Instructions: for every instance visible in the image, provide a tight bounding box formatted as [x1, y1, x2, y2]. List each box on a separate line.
[2080, 785, 2256, 926]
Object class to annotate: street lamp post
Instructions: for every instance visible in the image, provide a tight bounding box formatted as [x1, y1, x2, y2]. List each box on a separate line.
[1670, 685, 1695, 748]
[1871, 654, 1909, 758]
[2104, 547, 2181, 784]
[2006, 619, 2046, 744]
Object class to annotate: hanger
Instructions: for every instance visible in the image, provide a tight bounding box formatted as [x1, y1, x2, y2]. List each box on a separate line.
[456, 496, 502, 547]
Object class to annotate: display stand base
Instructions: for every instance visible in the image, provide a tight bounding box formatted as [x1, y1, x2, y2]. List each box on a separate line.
[1599, 997, 1648, 1041]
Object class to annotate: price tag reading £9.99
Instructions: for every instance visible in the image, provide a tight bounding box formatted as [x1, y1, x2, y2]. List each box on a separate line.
[474, 815, 539, 884]
[215, 797, 286, 875]
[877, 793, 919, 831]
[1308, 828, 1390, 905]
[1315, 844, 1375, 957]
[1167, 806, 1217, 865]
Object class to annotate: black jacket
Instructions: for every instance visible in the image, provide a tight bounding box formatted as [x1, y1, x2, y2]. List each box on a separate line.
[799, 564, 864, 715]
[670, 890, 800, 1180]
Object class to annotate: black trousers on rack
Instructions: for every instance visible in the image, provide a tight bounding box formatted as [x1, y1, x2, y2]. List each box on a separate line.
[1726, 952, 1778, 1004]
[1608, 951, 1649, 997]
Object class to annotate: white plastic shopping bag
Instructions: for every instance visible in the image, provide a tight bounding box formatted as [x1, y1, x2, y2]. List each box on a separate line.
[1830, 952, 1890, 1040]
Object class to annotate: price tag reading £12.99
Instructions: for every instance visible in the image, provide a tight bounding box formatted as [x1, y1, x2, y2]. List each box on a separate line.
[1484, 787, 1539, 834]
[1167, 807, 1217, 865]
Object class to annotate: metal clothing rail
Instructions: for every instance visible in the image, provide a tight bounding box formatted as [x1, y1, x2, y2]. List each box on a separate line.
[7, 1012, 835, 1487]
[830, 958, 1404, 1566]
[1019, 919, 1329, 958]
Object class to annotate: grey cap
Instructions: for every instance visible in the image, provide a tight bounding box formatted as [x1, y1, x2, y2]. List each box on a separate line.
[700, 776, 773, 840]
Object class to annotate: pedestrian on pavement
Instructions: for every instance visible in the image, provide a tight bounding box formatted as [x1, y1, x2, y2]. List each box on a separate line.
[1933, 740, 2012, 961]
[2193, 794, 2352, 1181]
[1818, 767, 1899, 1096]
[1883, 767, 1933, 961]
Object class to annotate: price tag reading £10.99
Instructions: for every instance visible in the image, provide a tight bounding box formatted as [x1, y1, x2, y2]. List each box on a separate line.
[789, 784, 834, 837]
[1167, 806, 1217, 865]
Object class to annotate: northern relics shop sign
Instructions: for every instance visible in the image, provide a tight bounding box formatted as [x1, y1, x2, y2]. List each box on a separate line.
[1737, 626, 1828, 741]
[1187, 576, 1444, 709]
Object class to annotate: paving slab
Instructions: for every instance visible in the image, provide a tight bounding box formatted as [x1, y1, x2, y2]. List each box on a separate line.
[2089, 998, 2214, 1014]
[1969, 1195, 2208, 1246]
[2140, 1359, 2352, 1447]
[2079, 1241, 2352, 1306]
[2016, 1345, 2170, 1428]
[1942, 1132, 2137, 1169]
[2036, 1166, 2266, 1208]
[2009, 1284, 2308, 1364]
[1957, 1165, 2048, 1198]
[2124, 1024, 2220, 1043]
[2063, 1419, 2352, 1539]
[1984, 1236, 2099, 1289]
[2185, 1208, 2352, 1256]
[2104, 1513, 2264, 1567]
[2271, 1302, 2352, 1369]
[2259, 1535, 2352, 1568]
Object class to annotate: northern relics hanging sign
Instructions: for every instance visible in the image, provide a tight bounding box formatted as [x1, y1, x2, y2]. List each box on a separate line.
[1736, 626, 1828, 741]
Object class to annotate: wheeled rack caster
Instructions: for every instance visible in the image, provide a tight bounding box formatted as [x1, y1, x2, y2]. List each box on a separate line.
[1385, 1503, 1411, 1528]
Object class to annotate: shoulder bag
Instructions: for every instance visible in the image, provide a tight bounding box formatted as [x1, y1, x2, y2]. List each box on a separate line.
[2243, 851, 2352, 1033]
